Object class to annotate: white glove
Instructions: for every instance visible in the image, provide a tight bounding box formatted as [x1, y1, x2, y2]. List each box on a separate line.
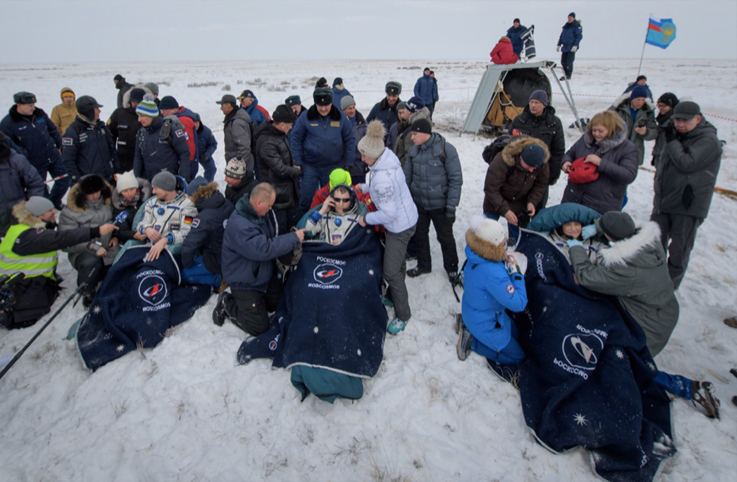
[571, 46, 578, 52]
[556, 45, 561, 52]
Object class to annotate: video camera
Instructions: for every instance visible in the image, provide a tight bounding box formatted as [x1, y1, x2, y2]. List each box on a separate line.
[0, 273, 25, 312]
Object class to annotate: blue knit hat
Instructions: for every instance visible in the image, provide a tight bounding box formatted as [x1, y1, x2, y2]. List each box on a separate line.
[186, 176, 209, 196]
[405, 96, 424, 113]
[136, 94, 159, 118]
[520, 144, 545, 168]
[630, 85, 649, 100]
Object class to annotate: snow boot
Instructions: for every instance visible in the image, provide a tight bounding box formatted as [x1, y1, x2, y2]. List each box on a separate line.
[692, 380, 720, 419]
[487, 360, 521, 388]
[407, 267, 430, 278]
[456, 315, 472, 361]
[387, 318, 407, 335]
[212, 291, 231, 327]
[730, 367, 737, 378]
[723, 316, 737, 328]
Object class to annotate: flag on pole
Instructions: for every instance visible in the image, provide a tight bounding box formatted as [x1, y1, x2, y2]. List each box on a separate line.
[646, 17, 676, 49]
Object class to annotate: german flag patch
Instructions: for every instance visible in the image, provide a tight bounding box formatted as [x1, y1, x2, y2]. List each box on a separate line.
[183, 216, 194, 224]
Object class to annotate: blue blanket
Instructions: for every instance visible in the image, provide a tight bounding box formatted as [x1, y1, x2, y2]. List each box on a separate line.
[237, 225, 387, 382]
[76, 245, 211, 371]
[511, 230, 675, 482]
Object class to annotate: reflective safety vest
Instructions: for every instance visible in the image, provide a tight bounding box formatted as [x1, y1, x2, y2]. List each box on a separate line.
[0, 224, 58, 280]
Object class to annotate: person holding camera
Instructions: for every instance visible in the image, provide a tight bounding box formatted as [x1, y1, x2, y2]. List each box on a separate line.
[482, 135, 549, 231]
[0, 196, 118, 328]
[609, 85, 658, 166]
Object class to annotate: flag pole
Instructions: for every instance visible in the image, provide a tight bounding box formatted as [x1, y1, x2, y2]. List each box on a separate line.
[637, 15, 651, 77]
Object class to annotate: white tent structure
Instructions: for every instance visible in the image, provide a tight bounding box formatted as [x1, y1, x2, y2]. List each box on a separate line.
[460, 60, 584, 138]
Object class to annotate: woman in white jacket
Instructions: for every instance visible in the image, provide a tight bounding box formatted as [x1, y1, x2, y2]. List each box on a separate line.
[356, 121, 419, 335]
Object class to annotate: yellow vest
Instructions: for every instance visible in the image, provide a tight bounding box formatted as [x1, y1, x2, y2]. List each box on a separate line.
[0, 224, 58, 280]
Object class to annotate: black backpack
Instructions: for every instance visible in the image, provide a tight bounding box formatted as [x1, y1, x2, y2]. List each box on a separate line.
[482, 134, 512, 164]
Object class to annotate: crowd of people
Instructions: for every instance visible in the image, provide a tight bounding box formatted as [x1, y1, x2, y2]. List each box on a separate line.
[0, 60, 728, 413]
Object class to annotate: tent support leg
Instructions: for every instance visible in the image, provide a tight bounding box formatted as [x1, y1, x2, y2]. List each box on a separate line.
[549, 65, 584, 134]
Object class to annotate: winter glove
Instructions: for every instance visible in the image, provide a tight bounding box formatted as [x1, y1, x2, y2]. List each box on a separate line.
[200, 154, 209, 163]
[556, 45, 561, 52]
[571, 46, 578, 52]
[567, 239, 584, 248]
[446, 208, 456, 223]
[664, 125, 678, 143]
[581, 224, 597, 240]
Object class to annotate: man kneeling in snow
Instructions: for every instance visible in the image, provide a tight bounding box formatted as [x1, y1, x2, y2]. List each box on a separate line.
[134, 171, 198, 262]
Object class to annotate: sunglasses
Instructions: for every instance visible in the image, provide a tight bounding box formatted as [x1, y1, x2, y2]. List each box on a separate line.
[333, 197, 351, 203]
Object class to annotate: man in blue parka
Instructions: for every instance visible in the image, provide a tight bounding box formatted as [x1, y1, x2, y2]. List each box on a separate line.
[556, 12, 583, 80]
[62, 96, 120, 184]
[331, 77, 352, 111]
[238, 90, 268, 126]
[0, 132, 45, 236]
[290, 87, 356, 213]
[506, 18, 527, 56]
[457, 215, 528, 379]
[0, 92, 70, 210]
[194, 113, 218, 182]
[133, 96, 191, 182]
[413, 68, 439, 116]
[214, 183, 305, 336]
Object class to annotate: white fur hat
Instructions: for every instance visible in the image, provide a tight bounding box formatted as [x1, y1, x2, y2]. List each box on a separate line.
[468, 214, 506, 245]
[115, 170, 139, 192]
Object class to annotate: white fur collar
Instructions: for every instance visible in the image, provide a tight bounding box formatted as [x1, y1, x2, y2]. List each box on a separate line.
[598, 221, 661, 267]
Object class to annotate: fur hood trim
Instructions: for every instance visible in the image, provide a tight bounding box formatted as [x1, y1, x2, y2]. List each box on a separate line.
[501, 135, 550, 168]
[66, 180, 113, 212]
[11, 202, 47, 229]
[9, 105, 48, 122]
[190, 182, 219, 204]
[599, 221, 661, 267]
[612, 94, 655, 113]
[584, 127, 628, 154]
[306, 104, 343, 121]
[408, 106, 432, 125]
[379, 97, 401, 111]
[466, 230, 507, 262]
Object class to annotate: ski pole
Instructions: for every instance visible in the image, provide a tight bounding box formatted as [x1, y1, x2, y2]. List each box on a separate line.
[45, 174, 69, 184]
[0, 284, 85, 381]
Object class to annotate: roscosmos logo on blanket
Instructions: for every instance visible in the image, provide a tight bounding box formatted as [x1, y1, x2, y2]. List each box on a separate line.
[137, 270, 169, 308]
[309, 256, 346, 289]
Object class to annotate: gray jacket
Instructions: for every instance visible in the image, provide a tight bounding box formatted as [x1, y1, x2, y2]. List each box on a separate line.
[609, 95, 658, 166]
[570, 221, 679, 357]
[652, 118, 722, 219]
[58, 181, 118, 266]
[404, 133, 462, 213]
[223, 108, 254, 172]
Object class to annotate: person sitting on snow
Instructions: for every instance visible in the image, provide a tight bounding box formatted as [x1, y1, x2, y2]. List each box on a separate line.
[526, 203, 606, 264]
[110, 170, 152, 245]
[304, 184, 367, 246]
[569, 211, 720, 418]
[310, 168, 370, 210]
[456, 215, 528, 382]
[134, 171, 198, 262]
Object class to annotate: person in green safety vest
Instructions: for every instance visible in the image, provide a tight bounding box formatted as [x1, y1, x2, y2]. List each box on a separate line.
[0, 196, 117, 329]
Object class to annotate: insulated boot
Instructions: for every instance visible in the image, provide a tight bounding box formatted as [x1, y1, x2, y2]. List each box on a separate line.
[456, 315, 472, 361]
[212, 291, 231, 327]
[692, 380, 720, 419]
[407, 267, 430, 278]
[387, 318, 407, 335]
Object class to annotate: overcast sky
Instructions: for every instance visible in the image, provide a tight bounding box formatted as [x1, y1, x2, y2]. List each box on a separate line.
[1, 0, 735, 63]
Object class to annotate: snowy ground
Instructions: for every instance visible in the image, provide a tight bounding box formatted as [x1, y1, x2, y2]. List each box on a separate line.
[0, 59, 736, 481]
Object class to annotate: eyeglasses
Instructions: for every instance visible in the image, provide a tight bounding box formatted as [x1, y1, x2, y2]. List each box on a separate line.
[656, 103, 667, 108]
[333, 197, 351, 203]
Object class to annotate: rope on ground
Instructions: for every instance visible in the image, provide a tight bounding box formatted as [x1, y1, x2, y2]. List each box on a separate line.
[639, 166, 737, 200]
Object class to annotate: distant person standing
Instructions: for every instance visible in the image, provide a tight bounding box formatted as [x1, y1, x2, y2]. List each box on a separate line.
[556, 13, 583, 80]
[113, 74, 133, 109]
[506, 18, 527, 56]
[108, 88, 145, 173]
[623, 75, 654, 101]
[331, 77, 352, 112]
[50, 87, 77, 136]
[414, 68, 439, 117]
[651, 93, 679, 168]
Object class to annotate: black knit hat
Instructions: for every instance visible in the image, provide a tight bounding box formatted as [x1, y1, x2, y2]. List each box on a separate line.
[410, 118, 432, 135]
[159, 96, 179, 110]
[333, 77, 343, 87]
[599, 212, 636, 241]
[520, 144, 545, 168]
[315, 77, 328, 88]
[657, 92, 679, 108]
[78, 174, 107, 195]
[313, 87, 333, 106]
[129, 88, 146, 104]
[114, 74, 124, 82]
[273, 104, 297, 123]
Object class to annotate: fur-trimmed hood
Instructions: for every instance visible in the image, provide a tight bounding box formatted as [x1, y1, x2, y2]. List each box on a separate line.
[598, 221, 661, 267]
[583, 127, 628, 154]
[190, 181, 218, 204]
[501, 135, 551, 168]
[11, 201, 47, 229]
[612, 94, 655, 114]
[65, 180, 113, 212]
[466, 230, 507, 262]
[408, 106, 432, 125]
[306, 104, 343, 121]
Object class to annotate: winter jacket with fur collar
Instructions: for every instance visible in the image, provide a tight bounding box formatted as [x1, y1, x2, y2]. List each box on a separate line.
[561, 128, 639, 215]
[508, 105, 565, 184]
[0, 106, 63, 170]
[180, 183, 234, 274]
[367, 96, 402, 132]
[609, 94, 658, 165]
[570, 220, 679, 356]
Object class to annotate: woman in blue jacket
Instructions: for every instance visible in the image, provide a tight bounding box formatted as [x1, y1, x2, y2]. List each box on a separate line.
[457, 215, 528, 379]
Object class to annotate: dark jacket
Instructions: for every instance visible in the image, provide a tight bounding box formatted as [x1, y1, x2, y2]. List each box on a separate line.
[506, 25, 527, 55]
[225, 176, 259, 207]
[62, 116, 120, 183]
[221, 196, 300, 292]
[223, 108, 254, 171]
[196, 122, 218, 163]
[508, 105, 565, 184]
[0, 106, 63, 170]
[366, 97, 402, 132]
[651, 110, 674, 168]
[256, 123, 301, 210]
[404, 133, 463, 213]
[116, 79, 133, 109]
[609, 94, 658, 165]
[133, 116, 191, 182]
[483, 136, 550, 218]
[348, 111, 368, 179]
[180, 182, 234, 274]
[413, 73, 439, 106]
[557, 20, 583, 51]
[561, 129, 639, 215]
[652, 118, 722, 219]
[571, 220, 679, 356]
[107, 106, 141, 172]
[110, 177, 152, 243]
[394, 107, 432, 166]
[0, 144, 45, 236]
[331, 86, 352, 111]
[290, 104, 356, 168]
[490, 37, 519, 65]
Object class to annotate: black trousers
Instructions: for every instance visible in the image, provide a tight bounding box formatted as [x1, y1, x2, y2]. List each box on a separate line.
[651, 212, 703, 290]
[225, 268, 283, 336]
[561, 51, 576, 78]
[73, 251, 108, 290]
[275, 203, 302, 235]
[415, 206, 458, 274]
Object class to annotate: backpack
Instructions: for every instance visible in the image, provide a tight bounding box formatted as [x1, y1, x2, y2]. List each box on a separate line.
[482, 134, 512, 164]
[159, 115, 187, 144]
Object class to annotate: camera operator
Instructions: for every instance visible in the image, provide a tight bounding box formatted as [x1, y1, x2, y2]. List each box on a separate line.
[0, 196, 117, 329]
